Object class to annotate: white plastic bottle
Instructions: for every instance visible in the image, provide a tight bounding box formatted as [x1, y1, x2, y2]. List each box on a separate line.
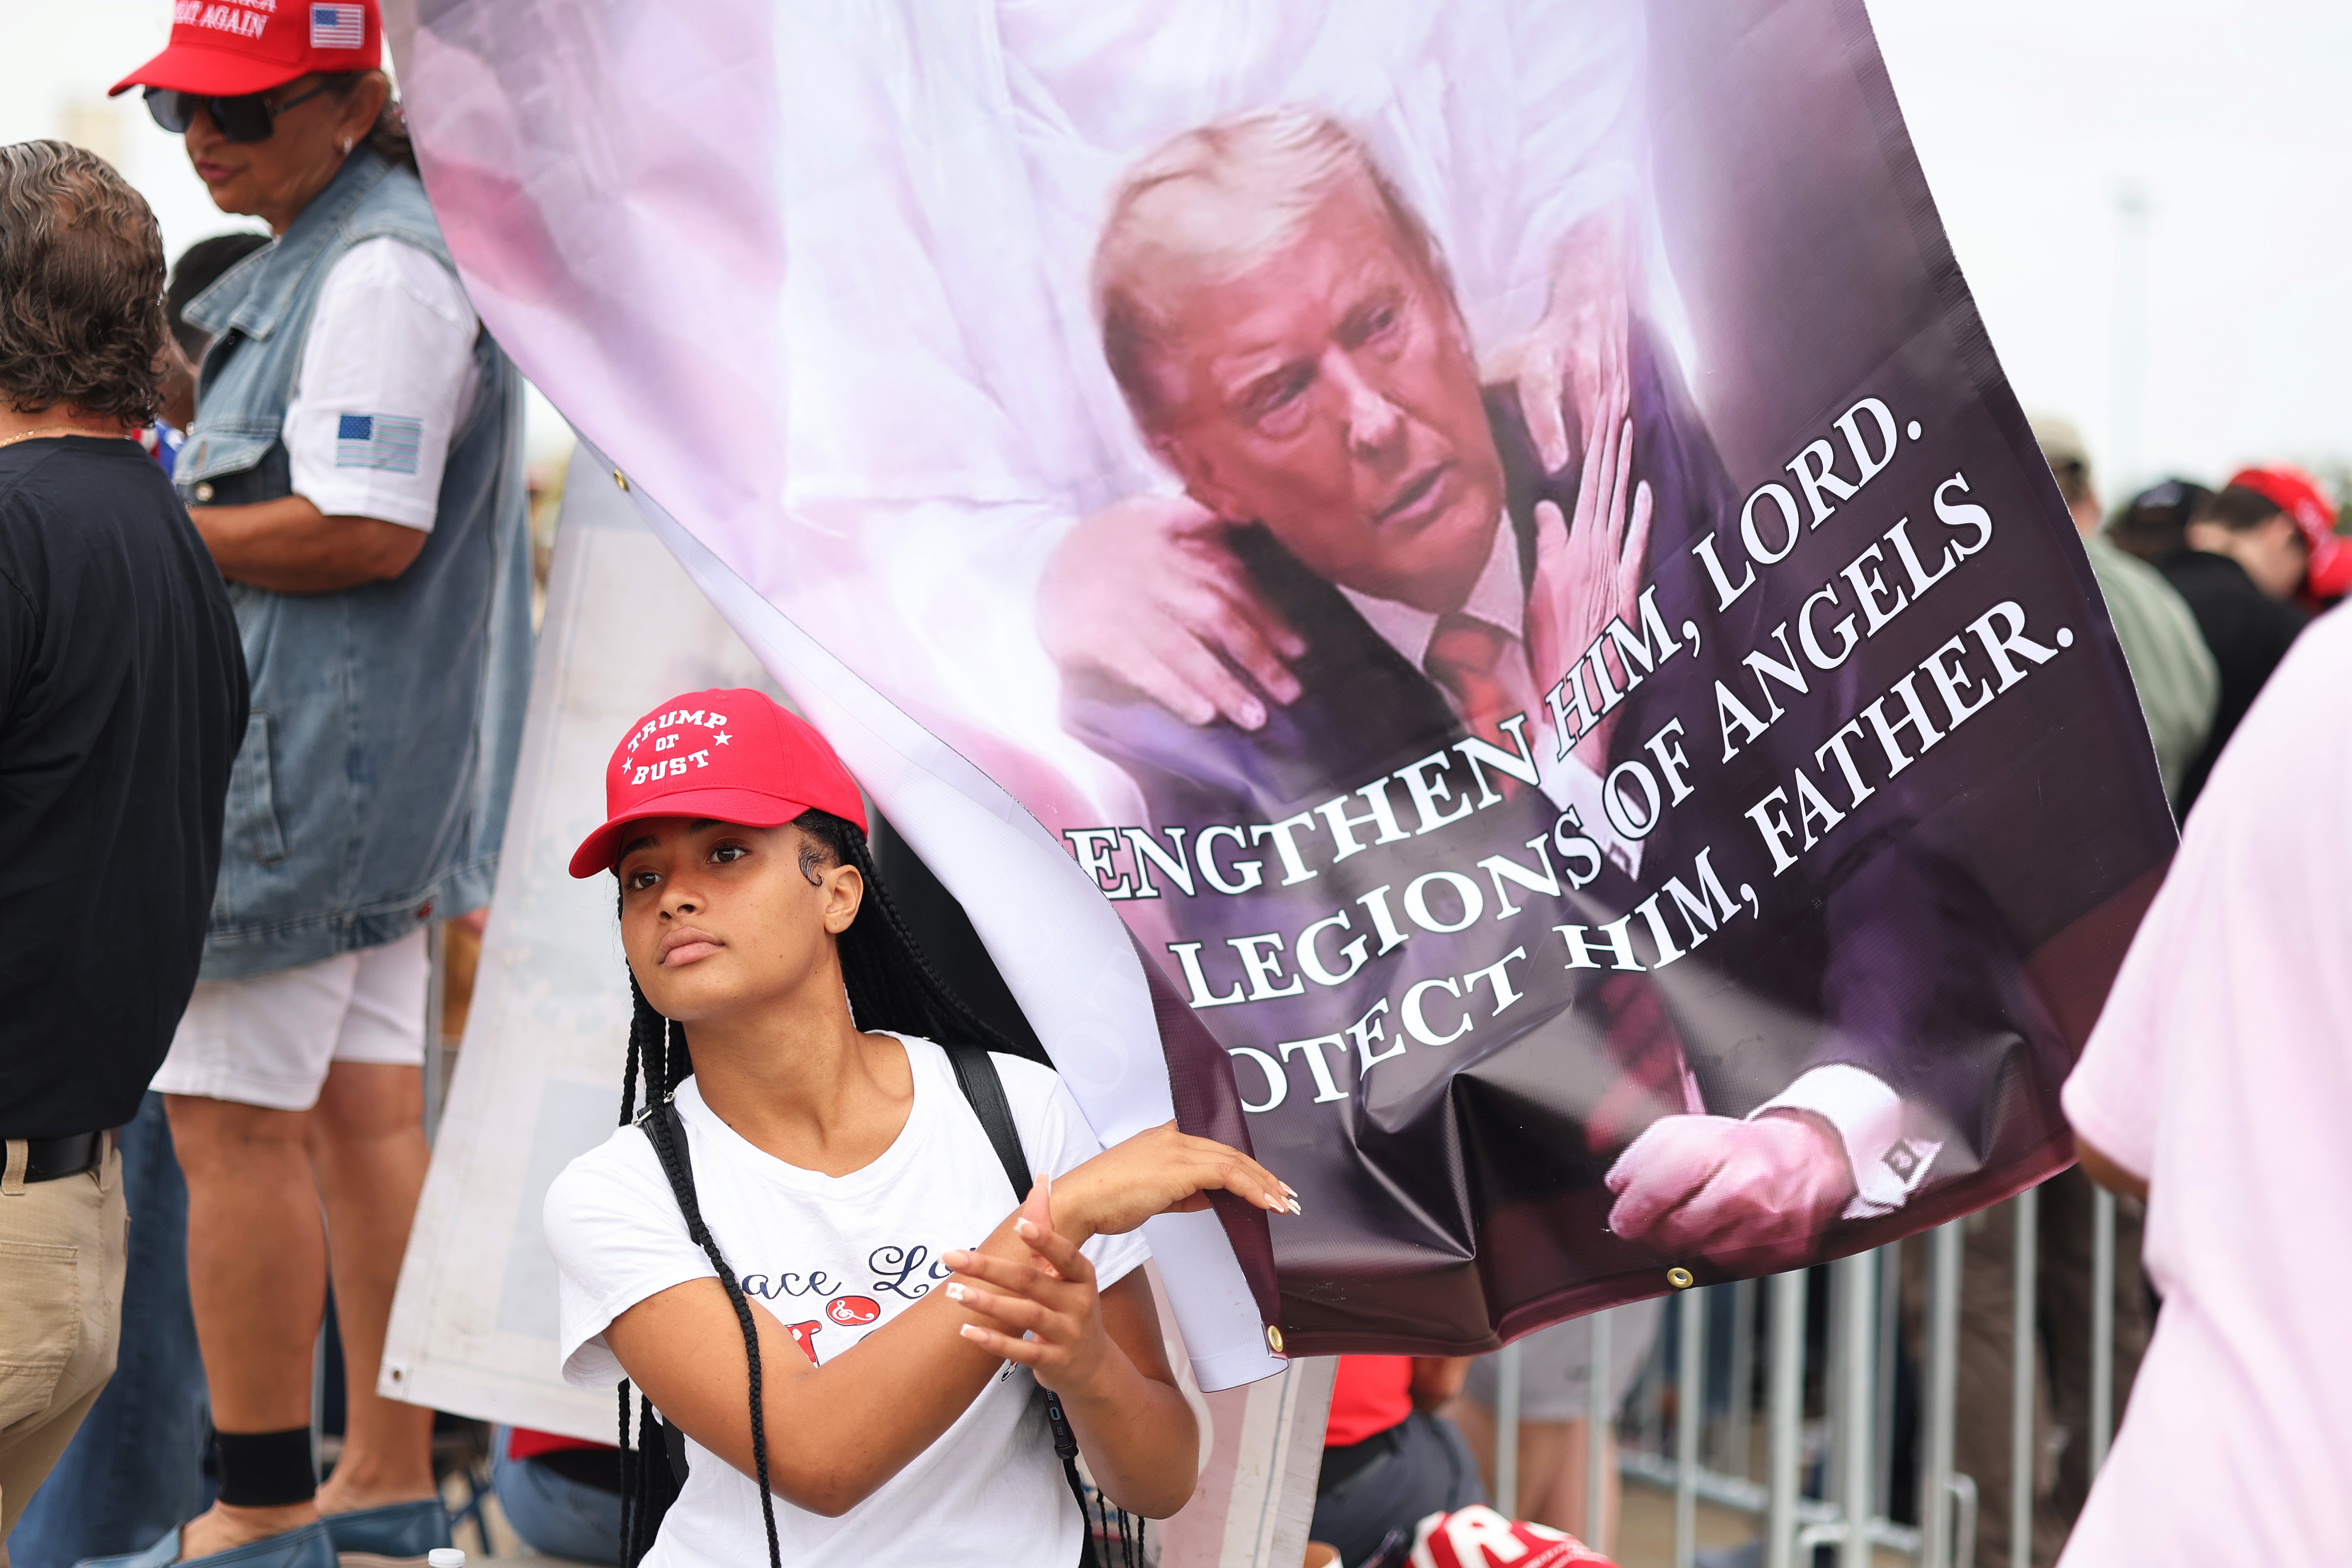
[426, 1552, 465, 1568]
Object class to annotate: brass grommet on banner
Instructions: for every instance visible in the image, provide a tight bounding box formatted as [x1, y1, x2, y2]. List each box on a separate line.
[1666, 1266, 1695, 1290]
[1265, 1325, 1286, 1355]
[613, 470, 630, 492]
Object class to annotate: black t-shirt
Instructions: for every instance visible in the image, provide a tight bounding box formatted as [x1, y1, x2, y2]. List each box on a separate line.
[0, 436, 247, 1137]
[2158, 548, 2307, 813]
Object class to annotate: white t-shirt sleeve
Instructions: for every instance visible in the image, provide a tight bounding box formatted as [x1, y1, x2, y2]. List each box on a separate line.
[282, 236, 480, 530]
[2062, 873, 2181, 1189]
[997, 1054, 1154, 1292]
[543, 1129, 716, 1388]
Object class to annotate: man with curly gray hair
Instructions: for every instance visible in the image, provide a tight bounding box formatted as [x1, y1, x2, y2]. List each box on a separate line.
[0, 139, 246, 1543]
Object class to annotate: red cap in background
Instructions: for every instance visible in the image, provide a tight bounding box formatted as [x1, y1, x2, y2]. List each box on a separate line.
[2227, 465, 2351, 599]
[110, 1, 382, 99]
[568, 689, 868, 879]
[1405, 1506, 1616, 1568]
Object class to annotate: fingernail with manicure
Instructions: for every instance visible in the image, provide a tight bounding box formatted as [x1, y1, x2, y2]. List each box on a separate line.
[1015, 1219, 1036, 1238]
[1287, 1198, 1303, 1216]
[946, 1282, 968, 1303]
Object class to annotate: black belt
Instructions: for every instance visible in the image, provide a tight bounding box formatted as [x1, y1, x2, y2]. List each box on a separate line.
[1318, 1419, 1404, 1497]
[7, 1130, 107, 1183]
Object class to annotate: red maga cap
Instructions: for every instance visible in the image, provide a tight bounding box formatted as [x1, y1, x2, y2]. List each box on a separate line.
[568, 689, 867, 879]
[1406, 1505, 1617, 1567]
[111, 1, 382, 99]
[2228, 465, 2350, 598]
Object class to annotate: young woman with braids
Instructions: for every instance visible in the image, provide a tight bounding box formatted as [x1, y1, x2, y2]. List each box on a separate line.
[543, 689, 1297, 1566]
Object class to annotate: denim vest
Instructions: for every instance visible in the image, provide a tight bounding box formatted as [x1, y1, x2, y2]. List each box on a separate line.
[178, 151, 534, 980]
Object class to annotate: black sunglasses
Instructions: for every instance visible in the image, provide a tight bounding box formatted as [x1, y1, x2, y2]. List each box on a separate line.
[143, 82, 334, 144]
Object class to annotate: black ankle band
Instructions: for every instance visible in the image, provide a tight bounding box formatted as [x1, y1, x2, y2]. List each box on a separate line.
[214, 1426, 316, 1508]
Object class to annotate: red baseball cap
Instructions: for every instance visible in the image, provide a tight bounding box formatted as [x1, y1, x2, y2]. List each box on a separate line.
[110, 1, 382, 99]
[2228, 465, 2351, 599]
[568, 689, 869, 879]
[1406, 1505, 1616, 1567]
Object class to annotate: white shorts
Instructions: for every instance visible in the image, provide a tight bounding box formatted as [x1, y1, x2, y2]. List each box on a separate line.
[152, 928, 430, 1112]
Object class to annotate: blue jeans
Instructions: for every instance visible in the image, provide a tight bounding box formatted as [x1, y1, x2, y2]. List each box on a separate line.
[490, 1431, 621, 1565]
[7, 1094, 211, 1568]
[1310, 1412, 1487, 1568]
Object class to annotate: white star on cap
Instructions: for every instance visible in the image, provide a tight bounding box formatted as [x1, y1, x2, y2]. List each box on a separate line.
[715, 731, 732, 744]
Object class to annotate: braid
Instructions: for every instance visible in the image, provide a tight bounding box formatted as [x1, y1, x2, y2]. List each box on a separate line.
[815, 816, 1044, 1067]
[641, 1090, 782, 1568]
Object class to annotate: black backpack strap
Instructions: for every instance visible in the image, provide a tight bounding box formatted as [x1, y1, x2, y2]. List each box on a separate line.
[946, 1042, 1034, 1205]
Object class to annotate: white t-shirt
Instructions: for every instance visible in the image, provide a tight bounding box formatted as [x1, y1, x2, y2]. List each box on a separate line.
[2057, 607, 2352, 1564]
[282, 236, 480, 530]
[544, 1037, 1152, 1567]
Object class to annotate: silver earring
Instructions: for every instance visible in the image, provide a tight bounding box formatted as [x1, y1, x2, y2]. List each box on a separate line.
[340, 137, 354, 153]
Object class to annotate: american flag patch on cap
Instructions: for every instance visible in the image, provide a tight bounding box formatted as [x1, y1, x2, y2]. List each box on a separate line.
[310, 4, 366, 49]
[335, 413, 422, 474]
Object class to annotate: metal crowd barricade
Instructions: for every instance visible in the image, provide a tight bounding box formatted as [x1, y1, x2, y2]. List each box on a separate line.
[1485, 1175, 2124, 1567]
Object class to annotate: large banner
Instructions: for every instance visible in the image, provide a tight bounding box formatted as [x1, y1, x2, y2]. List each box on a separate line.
[389, 0, 2172, 1374]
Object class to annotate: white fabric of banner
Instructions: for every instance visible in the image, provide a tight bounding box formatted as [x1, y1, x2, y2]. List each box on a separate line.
[383, 0, 1289, 1389]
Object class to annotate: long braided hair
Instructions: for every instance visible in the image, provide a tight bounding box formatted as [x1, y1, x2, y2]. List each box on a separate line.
[612, 808, 1138, 1565]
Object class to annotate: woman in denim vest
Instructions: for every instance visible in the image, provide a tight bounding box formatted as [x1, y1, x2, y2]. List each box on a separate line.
[85, 5, 532, 1566]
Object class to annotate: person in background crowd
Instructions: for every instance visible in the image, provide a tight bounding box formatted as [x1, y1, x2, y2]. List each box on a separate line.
[487, 1428, 620, 1565]
[157, 233, 270, 437]
[13, 227, 273, 1568]
[1445, 1303, 1661, 1555]
[0, 139, 246, 1550]
[87, 2, 535, 1563]
[1309, 1355, 1483, 1568]
[2059, 604, 2352, 1566]
[2156, 468, 2328, 811]
[1906, 1151, 2152, 1564]
[2107, 479, 2210, 568]
[140, 234, 268, 483]
[2030, 419, 2216, 809]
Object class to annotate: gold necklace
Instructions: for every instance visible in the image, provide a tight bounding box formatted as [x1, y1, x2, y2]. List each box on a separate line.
[0, 426, 112, 450]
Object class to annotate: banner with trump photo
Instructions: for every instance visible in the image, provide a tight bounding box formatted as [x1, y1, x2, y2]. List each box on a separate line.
[389, 0, 2173, 1377]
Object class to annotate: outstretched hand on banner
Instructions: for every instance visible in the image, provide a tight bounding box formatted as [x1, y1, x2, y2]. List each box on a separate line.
[1528, 381, 1652, 771]
[1602, 1111, 1855, 1272]
[1040, 494, 1305, 730]
[1053, 1119, 1301, 1238]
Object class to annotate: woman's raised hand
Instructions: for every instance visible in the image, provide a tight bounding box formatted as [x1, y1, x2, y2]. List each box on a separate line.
[943, 1178, 1116, 1397]
[1055, 1121, 1297, 1241]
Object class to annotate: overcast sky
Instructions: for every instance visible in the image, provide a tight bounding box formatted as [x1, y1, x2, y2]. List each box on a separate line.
[5, 1, 2348, 498]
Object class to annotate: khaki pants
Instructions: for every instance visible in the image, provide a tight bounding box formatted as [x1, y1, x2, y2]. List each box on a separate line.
[0, 1137, 127, 1550]
[1906, 1167, 2150, 1567]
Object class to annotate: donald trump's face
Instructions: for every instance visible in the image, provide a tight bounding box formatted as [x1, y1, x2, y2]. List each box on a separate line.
[1137, 179, 1506, 614]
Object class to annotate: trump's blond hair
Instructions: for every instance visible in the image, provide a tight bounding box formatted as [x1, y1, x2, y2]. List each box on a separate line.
[1094, 107, 1450, 433]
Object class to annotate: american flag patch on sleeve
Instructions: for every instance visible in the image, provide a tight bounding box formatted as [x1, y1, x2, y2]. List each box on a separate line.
[334, 413, 423, 474]
[310, 4, 366, 49]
